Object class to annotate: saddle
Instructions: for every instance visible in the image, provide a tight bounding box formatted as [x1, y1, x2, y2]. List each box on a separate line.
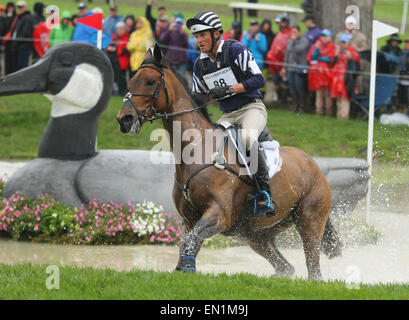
[213, 122, 281, 179]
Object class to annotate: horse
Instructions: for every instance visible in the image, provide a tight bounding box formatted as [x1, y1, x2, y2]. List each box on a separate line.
[116, 44, 342, 280]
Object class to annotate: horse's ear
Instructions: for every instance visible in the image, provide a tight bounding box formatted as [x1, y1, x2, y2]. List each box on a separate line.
[153, 43, 163, 63]
[143, 47, 153, 61]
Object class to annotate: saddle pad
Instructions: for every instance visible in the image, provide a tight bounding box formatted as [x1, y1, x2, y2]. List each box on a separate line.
[217, 121, 282, 179]
[260, 140, 282, 179]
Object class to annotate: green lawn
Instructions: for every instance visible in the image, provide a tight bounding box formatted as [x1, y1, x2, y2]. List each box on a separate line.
[0, 94, 408, 164]
[0, 263, 408, 299]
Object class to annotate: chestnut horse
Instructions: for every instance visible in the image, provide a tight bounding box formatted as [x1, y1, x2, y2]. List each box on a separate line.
[116, 45, 341, 280]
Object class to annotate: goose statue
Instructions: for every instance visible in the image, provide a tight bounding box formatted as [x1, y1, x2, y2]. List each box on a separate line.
[0, 43, 369, 215]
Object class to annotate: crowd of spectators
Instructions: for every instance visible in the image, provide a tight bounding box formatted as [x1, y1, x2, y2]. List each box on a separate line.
[0, 1, 408, 118]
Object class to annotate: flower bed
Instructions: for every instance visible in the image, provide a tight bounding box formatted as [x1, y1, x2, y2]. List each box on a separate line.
[0, 175, 380, 248]
[0, 175, 182, 246]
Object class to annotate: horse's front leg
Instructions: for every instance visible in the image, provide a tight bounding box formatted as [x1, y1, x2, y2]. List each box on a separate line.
[176, 204, 225, 272]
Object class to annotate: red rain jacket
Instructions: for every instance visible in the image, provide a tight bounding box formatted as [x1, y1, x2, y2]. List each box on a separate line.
[330, 46, 361, 100]
[306, 38, 336, 91]
[32, 22, 51, 57]
[266, 27, 291, 75]
[109, 31, 130, 70]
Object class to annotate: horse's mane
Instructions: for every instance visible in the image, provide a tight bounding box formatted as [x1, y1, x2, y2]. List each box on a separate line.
[141, 57, 215, 125]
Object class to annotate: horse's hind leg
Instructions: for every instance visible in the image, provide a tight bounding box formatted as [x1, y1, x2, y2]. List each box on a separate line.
[248, 233, 295, 277]
[294, 191, 331, 281]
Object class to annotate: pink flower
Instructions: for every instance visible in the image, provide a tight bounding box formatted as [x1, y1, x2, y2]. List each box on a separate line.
[34, 224, 39, 231]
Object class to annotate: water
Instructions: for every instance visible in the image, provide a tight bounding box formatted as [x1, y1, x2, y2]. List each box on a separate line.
[0, 209, 408, 285]
[0, 161, 408, 285]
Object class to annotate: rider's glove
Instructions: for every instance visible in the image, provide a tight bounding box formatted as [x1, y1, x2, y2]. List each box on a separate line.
[208, 86, 229, 100]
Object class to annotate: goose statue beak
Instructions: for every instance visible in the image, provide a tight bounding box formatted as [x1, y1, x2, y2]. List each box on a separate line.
[0, 56, 51, 96]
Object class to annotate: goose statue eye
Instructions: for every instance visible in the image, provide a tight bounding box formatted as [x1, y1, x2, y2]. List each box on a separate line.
[146, 79, 156, 86]
[59, 51, 74, 66]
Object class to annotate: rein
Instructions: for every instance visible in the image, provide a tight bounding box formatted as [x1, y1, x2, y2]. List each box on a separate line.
[122, 63, 207, 122]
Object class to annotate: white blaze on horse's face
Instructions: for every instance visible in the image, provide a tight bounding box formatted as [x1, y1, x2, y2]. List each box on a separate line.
[44, 63, 103, 118]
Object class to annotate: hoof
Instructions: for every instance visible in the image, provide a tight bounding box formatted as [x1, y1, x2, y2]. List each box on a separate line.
[177, 255, 196, 273]
[273, 265, 295, 278]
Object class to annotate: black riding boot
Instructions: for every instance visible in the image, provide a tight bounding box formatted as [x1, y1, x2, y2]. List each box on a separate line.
[253, 147, 276, 216]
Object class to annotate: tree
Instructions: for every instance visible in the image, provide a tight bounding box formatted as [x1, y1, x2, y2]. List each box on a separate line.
[311, 0, 375, 42]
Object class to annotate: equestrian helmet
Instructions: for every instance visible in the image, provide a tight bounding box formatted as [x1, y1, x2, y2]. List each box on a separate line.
[187, 11, 223, 34]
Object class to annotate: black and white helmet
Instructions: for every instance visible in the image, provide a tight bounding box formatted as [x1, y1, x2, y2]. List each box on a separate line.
[186, 12, 223, 34]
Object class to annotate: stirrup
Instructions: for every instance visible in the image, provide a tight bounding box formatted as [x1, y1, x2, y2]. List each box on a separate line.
[253, 191, 275, 216]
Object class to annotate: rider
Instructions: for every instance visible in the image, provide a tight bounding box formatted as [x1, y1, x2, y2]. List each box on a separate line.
[187, 12, 276, 216]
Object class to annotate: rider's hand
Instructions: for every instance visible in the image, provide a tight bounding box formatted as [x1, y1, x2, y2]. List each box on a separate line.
[208, 86, 229, 99]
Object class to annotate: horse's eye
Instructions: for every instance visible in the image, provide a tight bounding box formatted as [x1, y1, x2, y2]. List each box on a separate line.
[145, 79, 156, 86]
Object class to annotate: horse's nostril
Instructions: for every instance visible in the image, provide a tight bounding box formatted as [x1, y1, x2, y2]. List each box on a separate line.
[123, 114, 135, 125]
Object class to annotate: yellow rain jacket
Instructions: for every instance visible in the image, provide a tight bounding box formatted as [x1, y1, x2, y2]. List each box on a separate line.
[127, 17, 154, 71]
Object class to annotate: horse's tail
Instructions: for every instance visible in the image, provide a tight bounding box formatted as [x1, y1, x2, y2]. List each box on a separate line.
[321, 216, 342, 259]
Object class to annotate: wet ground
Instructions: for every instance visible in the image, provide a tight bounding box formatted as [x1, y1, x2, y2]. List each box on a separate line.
[1, 161, 408, 285]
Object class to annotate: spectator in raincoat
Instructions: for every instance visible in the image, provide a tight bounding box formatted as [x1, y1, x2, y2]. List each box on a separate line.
[187, 34, 198, 70]
[31, 2, 47, 61]
[159, 17, 189, 77]
[266, 14, 291, 102]
[380, 33, 403, 74]
[2, 2, 17, 74]
[12, 1, 34, 71]
[106, 21, 130, 96]
[72, 2, 94, 43]
[302, 14, 321, 50]
[330, 34, 360, 120]
[282, 25, 309, 112]
[103, 4, 123, 39]
[49, 11, 74, 47]
[127, 16, 153, 78]
[32, 20, 50, 59]
[241, 19, 267, 70]
[222, 20, 243, 42]
[307, 29, 336, 116]
[266, 14, 291, 77]
[260, 19, 275, 53]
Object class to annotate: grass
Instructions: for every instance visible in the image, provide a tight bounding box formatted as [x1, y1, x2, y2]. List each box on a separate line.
[0, 263, 408, 299]
[1, 94, 408, 164]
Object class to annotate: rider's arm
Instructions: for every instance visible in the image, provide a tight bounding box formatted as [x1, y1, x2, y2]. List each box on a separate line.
[232, 46, 266, 93]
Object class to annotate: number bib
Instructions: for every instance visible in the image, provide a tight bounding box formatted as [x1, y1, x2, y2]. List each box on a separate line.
[203, 67, 238, 99]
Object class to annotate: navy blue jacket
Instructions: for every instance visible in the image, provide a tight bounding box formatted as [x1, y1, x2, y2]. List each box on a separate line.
[192, 40, 265, 113]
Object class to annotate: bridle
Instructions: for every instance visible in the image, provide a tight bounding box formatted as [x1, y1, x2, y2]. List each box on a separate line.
[121, 64, 170, 123]
[121, 63, 206, 123]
